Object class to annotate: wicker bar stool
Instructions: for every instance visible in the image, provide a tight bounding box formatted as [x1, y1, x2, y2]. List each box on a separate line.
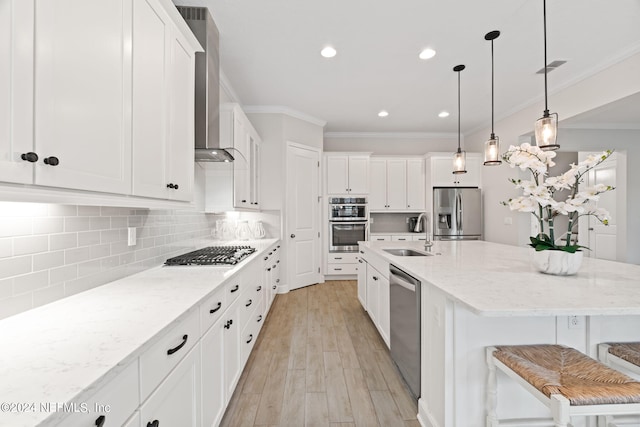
[598, 342, 640, 426]
[486, 344, 640, 427]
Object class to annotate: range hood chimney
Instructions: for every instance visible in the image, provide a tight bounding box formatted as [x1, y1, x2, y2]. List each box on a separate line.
[177, 6, 234, 162]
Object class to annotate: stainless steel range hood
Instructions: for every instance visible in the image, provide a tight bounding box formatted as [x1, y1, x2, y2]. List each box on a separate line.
[177, 6, 234, 162]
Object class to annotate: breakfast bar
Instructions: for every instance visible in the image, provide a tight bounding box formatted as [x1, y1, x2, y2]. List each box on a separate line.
[358, 240, 640, 427]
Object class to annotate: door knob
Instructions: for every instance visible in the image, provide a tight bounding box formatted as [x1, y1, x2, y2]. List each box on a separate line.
[43, 156, 59, 166]
[21, 152, 38, 162]
[290, 234, 295, 238]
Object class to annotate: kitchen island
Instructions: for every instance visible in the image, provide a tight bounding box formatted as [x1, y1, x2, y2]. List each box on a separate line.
[358, 240, 640, 427]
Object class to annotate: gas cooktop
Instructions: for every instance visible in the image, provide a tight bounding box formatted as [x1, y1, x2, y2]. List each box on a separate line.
[164, 245, 256, 266]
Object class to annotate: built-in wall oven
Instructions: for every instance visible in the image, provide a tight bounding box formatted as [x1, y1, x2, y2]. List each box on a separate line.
[329, 197, 368, 252]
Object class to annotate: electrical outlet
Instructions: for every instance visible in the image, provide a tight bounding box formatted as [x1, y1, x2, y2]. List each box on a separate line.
[568, 315, 581, 329]
[127, 227, 137, 247]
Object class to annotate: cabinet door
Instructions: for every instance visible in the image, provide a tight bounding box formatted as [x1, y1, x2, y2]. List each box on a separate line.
[357, 258, 367, 308]
[386, 159, 407, 210]
[131, 0, 169, 199]
[406, 158, 425, 210]
[140, 345, 201, 427]
[201, 317, 226, 427]
[223, 305, 241, 401]
[0, 0, 33, 184]
[166, 29, 195, 201]
[366, 268, 380, 326]
[369, 158, 387, 210]
[249, 134, 260, 207]
[457, 155, 481, 187]
[33, 0, 132, 194]
[379, 274, 390, 348]
[432, 157, 455, 187]
[348, 156, 370, 194]
[233, 115, 250, 207]
[326, 156, 349, 194]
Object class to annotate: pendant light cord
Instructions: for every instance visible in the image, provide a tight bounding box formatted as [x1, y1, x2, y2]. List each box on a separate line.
[491, 39, 495, 137]
[457, 70, 461, 151]
[543, 0, 549, 115]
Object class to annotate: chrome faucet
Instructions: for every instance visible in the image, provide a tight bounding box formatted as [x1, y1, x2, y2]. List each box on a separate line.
[415, 213, 433, 250]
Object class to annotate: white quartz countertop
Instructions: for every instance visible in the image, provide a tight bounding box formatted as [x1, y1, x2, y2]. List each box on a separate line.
[359, 240, 640, 317]
[0, 239, 278, 427]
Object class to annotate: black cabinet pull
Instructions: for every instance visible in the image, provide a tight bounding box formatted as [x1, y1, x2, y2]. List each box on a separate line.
[166, 334, 188, 355]
[95, 415, 106, 427]
[209, 302, 222, 314]
[257, 315, 263, 323]
[373, 276, 379, 281]
[230, 284, 239, 293]
[257, 286, 262, 292]
[272, 285, 277, 290]
[43, 156, 59, 166]
[174, 183, 179, 190]
[272, 264, 276, 269]
[358, 259, 363, 263]
[276, 279, 280, 283]
[335, 268, 342, 271]
[334, 257, 342, 260]
[267, 268, 271, 272]
[277, 245, 280, 248]
[241, 199, 247, 203]
[166, 183, 174, 189]
[246, 334, 253, 344]
[276, 260, 280, 264]
[269, 251, 273, 255]
[21, 152, 38, 162]
[246, 299, 252, 307]
[264, 256, 268, 261]
[146, 421, 159, 427]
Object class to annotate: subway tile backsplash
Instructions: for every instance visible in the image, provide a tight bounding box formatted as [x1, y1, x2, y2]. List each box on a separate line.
[0, 203, 215, 320]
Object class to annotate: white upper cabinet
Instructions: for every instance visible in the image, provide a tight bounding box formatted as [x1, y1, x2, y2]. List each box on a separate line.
[1, 0, 200, 204]
[131, 0, 196, 201]
[406, 158, 426, 210]
[370, 157, 425, 212]
[430, 153, 481, 187]
[34, 0, 132, 194]
[326, 154, 370, 194]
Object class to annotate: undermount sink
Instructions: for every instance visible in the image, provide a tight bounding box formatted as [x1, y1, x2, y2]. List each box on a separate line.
[383, 248, 433, 257]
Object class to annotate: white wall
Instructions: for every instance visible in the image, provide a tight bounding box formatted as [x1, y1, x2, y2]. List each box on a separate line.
[465, 51, 640, 262]
[323, 135, 457, 155]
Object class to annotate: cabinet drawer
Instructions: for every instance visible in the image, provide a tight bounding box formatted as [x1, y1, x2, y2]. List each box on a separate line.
[60, 360, 139, 427]
[328, 253, 359, 263]
[139, 308, 200, 401]
[200, 286, 226, 333]
[327, 263, 358, 275]
[391, 235, 411, 242]
[370, 235, 391, 241]
[238, 292, 259, 331]
[240, 314, 260, 366]
[225, 274, 243, 307]
[413, 235, 427, 241]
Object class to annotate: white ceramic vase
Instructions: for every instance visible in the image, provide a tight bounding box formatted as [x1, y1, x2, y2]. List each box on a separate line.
[530, 249, 584, 276]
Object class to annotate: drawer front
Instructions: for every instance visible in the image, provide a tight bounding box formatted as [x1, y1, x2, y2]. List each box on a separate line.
[240, 314, 260, 366]
[60, 360, 139, 427]
[328, 253, 359, 263]
[239, 292, 259, 331]
[327, 263, 358, 275]
[200, 286, 226, 333]
[412, 235, 427, 241]
[225, 273, 243, 307]
[139, 308, 200, 401]
[391, 235, 411, 241]
[370, 235, 391, 241]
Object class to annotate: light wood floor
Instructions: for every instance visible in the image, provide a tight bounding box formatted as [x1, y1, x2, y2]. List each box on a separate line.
[220, 280, 420, 427]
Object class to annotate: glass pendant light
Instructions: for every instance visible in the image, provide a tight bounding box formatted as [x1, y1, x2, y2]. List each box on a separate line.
[535, 0, 559, 151]
[453, 64, 467, 174]
[484, 30, 502, 166]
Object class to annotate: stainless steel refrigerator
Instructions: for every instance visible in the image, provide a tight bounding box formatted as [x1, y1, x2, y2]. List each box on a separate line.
[433, 187, 482, 240]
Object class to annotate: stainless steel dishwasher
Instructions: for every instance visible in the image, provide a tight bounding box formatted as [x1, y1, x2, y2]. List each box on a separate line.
[390, 264, 421, 399]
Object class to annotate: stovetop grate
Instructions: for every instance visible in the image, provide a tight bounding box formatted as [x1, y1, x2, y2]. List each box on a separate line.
[164, 246, 256, 266]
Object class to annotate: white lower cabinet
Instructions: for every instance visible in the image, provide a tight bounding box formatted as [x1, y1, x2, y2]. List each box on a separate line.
[370, 235, 391, 242]
[222, 304, 241, 402]
[123, 412, 140, 427]
[357, 256, 367, 308]
[201, 316, 227, 427]
[60, 360, 139, 427]
[365, 264, 390, 348]
[140, 344, 201, 427]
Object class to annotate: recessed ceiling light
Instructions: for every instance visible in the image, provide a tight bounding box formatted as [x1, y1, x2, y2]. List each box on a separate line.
[378, 110, 389, 118]
[419, 48, 437, 60]
[438, 111, 450, 118]
[321, 46, 337, 58]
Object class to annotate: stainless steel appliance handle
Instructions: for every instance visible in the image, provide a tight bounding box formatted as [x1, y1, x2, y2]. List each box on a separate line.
[389, 265, 419, 292]
[456, 192, 463, 230]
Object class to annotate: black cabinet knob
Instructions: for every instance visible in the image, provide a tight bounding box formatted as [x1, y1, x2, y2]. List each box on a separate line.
[146, 420, 159, 427]
[241, 199, 247, 203]
[21, 152, 38, 163]
[95, 415, 106, 427]
[43, 156, 59, 166]
[167, 183, 174, 189]
[174, 183, 179, 189]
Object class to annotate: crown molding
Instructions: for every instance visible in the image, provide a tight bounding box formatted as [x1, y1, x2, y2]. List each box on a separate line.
[243, 105, 327, 127]
[560, 123, 640, 130]
[323, 131, 458, 140]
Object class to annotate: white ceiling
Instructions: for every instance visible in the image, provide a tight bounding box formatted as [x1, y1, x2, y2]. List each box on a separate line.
[174, 0, 640, 134]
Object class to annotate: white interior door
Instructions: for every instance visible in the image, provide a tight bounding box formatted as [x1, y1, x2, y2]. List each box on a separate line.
[286, 143, 321, 291]
[579, 152, 620, 261]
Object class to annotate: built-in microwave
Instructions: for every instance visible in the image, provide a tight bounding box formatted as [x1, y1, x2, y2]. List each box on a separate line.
[329, 197, 367, 221]
[329, 221, 368, 253]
